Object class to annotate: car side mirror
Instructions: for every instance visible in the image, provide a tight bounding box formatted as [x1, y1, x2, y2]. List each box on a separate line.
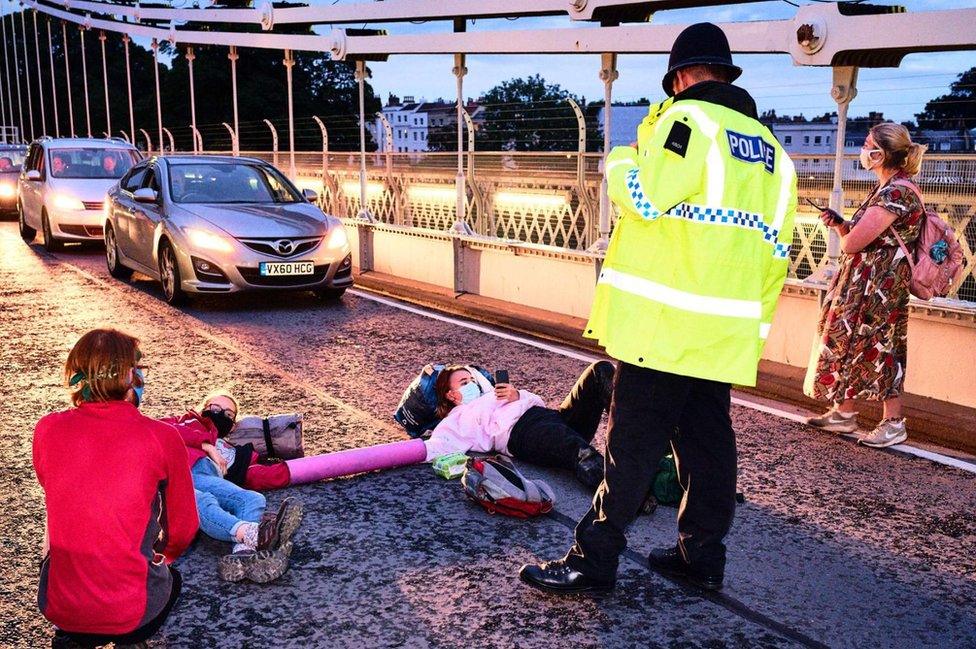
[133, 187, 158, 204]
[302, 188, 318, 202]
[26, 169, 40, 181]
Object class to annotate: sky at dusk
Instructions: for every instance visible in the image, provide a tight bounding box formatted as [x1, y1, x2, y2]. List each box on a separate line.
[26, 0, 974, 125]
[325, 0, 976, 124]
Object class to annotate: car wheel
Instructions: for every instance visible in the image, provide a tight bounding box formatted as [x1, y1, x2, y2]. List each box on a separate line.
[42, 212, 63, 252]
[313, 287, 347, 301]
[105, 225, 133, 281]
[158, 241, 188, 306]
[18, 201, 35, 242]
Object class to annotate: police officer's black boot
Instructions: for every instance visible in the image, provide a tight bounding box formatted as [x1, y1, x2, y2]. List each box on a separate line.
[519, 559, 615, 595]
[648, 546, 724, 591]
[575, 446, 604, 491]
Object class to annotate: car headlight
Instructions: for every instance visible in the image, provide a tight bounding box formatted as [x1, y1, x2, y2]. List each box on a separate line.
[186, 228, 235, 253]
[326, 225, 349, 250]
[52, 194, 85, 211]
[0, 182, 15, 198]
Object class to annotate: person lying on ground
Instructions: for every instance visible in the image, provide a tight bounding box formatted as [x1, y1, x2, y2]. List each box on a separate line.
[162, 390, 291, 491]
[424, 361, 614, 490]
[162, 389, 302, 584]
[33, 328, 197, 649]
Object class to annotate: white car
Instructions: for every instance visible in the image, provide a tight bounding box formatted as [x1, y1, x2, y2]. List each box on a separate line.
[18, 137, 142, 251]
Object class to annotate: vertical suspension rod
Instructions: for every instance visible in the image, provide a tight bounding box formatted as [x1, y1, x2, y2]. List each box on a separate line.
[32, 11, 46, 136]
[46, 18, 58, 137]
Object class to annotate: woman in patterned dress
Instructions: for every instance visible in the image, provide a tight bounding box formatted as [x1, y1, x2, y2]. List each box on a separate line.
[805, 123, 927, 448]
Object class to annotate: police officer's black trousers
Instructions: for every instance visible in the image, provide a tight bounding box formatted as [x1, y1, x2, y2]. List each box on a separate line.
[566, 362, 737, 580]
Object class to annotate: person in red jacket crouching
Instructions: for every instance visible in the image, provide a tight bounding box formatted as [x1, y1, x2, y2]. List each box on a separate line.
[33, 329, 198, 649]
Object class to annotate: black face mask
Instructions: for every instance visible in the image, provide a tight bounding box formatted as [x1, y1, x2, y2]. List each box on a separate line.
[201, 410, 235, 438]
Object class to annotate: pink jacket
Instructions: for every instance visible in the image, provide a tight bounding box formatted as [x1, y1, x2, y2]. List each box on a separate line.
[424, 390, 545, 461]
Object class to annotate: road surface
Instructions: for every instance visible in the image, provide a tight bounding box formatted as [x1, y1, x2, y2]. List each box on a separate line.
[1, 223, 974, 648]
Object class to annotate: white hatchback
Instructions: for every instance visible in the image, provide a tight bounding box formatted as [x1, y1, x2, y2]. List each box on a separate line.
[18, 137, 142, 251]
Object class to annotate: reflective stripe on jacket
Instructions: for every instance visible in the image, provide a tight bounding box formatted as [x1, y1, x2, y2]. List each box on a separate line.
[586, 86, 797, 386]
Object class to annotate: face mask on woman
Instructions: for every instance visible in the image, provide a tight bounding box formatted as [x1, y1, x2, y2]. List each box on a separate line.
[860, 146, 882, 171]
[457, 382, 482, 405]
[201, 409, 236, 437]
[131, 368, 145, 407]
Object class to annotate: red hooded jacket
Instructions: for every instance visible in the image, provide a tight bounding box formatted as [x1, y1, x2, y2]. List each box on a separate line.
[33, 401, 198, 635]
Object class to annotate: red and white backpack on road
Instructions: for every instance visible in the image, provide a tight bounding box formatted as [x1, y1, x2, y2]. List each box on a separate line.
[461, 456, 555, 519]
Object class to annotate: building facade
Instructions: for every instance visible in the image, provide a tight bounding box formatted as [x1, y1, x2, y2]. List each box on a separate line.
[372, 95, 483, 153]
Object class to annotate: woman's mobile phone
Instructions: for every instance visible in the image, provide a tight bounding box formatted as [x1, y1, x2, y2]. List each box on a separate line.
[805, 198, 843, 225]
[495, 369, 509, 385]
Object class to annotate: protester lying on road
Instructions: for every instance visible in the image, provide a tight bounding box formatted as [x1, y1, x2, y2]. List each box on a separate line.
[33, 329, 197, 648]
[163, 389, 302, 584]
[424, 361, 614, 490]
[163, 390, 292, 491]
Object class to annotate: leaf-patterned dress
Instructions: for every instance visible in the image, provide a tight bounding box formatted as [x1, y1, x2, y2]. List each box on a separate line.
[806, 172, 925, 403]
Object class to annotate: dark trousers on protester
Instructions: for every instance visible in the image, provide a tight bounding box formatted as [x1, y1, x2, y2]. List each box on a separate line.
[506, 361, 614, 469]
[51, 567, 182, 649]
[566, 362, 737, 580]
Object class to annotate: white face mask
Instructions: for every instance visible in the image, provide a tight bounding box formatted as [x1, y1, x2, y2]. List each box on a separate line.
[457, 382, 482, 405]
[860, 147, 882, 171]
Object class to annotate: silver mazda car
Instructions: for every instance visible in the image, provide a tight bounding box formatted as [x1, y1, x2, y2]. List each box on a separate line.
[103, 155, 353, 305]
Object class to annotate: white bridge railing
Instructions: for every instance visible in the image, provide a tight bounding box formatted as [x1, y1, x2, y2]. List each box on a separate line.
[207, 149, 976, 304]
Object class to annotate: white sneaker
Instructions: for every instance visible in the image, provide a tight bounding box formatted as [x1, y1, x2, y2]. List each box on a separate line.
[858, 419, 908, 448]
[807, 407, 858, 433]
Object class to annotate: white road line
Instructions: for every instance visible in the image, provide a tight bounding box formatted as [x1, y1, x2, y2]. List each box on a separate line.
[350, 288, 976, 476]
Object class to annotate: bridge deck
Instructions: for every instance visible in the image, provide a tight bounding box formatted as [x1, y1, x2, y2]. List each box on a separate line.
[1, 222, 974, 648]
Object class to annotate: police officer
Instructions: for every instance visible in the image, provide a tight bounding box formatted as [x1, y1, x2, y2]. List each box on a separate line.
[519, 22, 797, 594]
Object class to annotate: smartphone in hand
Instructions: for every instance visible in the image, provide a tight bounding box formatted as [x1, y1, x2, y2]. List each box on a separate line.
[495, 369, 509, 385]
[804, 197, 843, 225]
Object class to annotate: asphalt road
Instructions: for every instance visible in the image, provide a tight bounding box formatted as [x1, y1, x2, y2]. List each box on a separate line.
[2, 222, 974, 649]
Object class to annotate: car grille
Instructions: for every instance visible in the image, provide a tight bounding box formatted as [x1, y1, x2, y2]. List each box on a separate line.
[59, 224, 104, 238]
[237, 237, 322, 259]
[82, 201, 104, 211]
[237, 264, 329, 287]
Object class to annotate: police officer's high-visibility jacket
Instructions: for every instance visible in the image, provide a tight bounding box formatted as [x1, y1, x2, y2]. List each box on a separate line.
[586, 82, 797, 386]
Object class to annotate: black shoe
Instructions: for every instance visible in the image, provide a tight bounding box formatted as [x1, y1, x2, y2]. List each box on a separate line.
[575, 446, 604, 491]
[639, 489, 658, 516]
[519, 559, 614, 595]
[648, 546, 724, 591]
[51, 632, 87, 649]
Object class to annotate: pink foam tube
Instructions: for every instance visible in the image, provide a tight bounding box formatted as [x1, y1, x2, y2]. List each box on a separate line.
[286, 438, 428, 486]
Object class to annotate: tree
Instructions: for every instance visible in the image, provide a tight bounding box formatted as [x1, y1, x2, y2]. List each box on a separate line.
[915, 67, 975, 149]
[475, 75, 602, 152]
[427, 121, 462, 153]
[160, 13, 381, 153]
[164, 43, 380, 151]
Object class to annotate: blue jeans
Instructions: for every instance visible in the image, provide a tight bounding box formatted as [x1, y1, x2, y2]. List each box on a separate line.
[191, 458, 266, 543]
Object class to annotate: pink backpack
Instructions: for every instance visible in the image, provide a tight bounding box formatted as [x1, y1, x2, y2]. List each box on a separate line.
[889, 180, 964, 301]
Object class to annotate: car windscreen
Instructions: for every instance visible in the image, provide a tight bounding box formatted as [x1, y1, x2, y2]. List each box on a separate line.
[0, 148, 26, 171]
[48, 148, 138, 179]
[168, 162, 302, 204]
